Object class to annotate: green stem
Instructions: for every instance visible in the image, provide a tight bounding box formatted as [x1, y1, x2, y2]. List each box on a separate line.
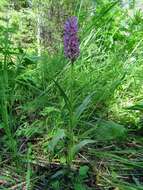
[67, 62, 75, 165]
[70, 63, 74, 136]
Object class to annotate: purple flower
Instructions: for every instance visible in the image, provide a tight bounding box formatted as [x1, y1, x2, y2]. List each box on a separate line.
[64, 16, 80, 63]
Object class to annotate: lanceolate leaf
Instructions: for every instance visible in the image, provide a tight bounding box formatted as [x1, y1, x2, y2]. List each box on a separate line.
[75, 94, 92, 120]
[48, 129, 65, 152]
[94, 120, 127, 141]
[52, 79, 71, 112]
[70, 139, 94, 159]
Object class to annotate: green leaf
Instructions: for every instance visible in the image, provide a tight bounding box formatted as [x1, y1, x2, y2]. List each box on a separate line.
[0, 123, 4, 129]
[48, 129, 65, 152]
[74, 183, 87, 190]
[40, 106, 60, 116]
[75, 94, 93, 120]
[52, 79, 71, 112]
[70, 140, 94, 159]
[16, 121, 44, 138]
[79, 166, 89, 178]
[126, 102, 143, 111]
[95, 120, 127, 141]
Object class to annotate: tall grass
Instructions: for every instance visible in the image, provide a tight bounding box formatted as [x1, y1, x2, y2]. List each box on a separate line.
[0, 18, 18, 158]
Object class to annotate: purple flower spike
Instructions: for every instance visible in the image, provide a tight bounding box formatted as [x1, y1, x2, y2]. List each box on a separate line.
[64, 16, 80, 63]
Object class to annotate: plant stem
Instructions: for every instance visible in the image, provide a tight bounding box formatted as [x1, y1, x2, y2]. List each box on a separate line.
[67, 62, 75, 165]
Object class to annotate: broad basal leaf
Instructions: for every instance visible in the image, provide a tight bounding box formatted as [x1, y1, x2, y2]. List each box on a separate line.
[94, 120, 127, 141]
